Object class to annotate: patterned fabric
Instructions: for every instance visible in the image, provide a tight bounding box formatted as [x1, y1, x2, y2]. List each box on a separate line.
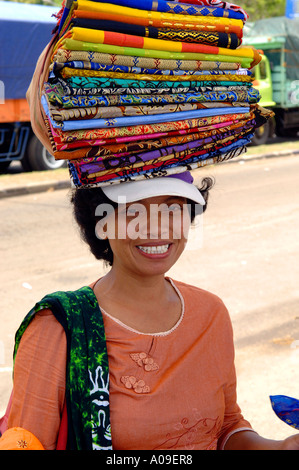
[54, 76, 252, 97]
[84, 0, 246, 20]
[42, 94, 250, 131]
[34, 0, 274, 187]
[53, 118, 254, 158]
[50, 116, 252, 154]
[53, 48, 241, 71]
[60, 67, 253, 83]
[57, 39, 254, 69]
[13, 287, 112, 450]
[73, 0, 245, 30]
[70, 144, 247, 188]
[46, 100, 232, 122]
[173, 0, 249, 20]
[270, 395, 299, 431]
[44, 84, 252, 109]
[65, 27, 259, 65]
[51, 116, 247, 152]
[68, 135, 252, 187]
[63, 119, 255, 163]
[51, 60, 248, 77]
[70, 18, 241, 49]
[48, 110, 252, 144]
[72, 6, 244, 37]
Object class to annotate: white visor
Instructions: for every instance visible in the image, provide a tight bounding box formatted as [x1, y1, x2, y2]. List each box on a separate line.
[101, 176, 205, 206]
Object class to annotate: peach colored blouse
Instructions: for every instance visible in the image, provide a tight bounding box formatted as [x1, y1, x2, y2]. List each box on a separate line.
[8, 279, 252, 450]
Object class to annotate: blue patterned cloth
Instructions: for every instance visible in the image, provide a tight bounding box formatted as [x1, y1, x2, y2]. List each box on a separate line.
[270, 395, 299, 430]
[89, 0, 246, 20]
[41, 94, 250, 130]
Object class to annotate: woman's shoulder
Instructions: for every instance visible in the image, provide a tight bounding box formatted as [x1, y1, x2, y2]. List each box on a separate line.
[170, 278, 227, 310]
[170, 278, 233, 339]
[19, 308, 66, 346]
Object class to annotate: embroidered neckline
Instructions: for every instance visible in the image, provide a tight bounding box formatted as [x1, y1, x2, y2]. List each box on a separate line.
[99, 278, 185, 337]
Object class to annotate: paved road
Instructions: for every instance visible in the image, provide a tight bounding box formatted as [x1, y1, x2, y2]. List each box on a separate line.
[1, 154, 299, 441]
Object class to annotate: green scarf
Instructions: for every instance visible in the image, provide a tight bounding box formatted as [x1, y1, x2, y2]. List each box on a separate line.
[13, 286, 112, 450]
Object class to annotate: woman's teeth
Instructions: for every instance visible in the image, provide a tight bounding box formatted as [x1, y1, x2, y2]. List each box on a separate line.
[137, 244, 170, 254]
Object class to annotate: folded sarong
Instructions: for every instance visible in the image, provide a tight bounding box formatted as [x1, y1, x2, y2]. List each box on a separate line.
[55, 118, 255, 160]
[63, 27, 259, 67]
[71, 7, 243, 36]
[52, 49, 241, 71]
[60, 67, 253, 84]
[62, 74, 252, 89]
[69, 134, 252, 186]
[85, 0, 246, 20]
[45, 88, 254, 111]
[45, 88, 258, 123]
[52, 117, 248, 151]
[49, 110, 252, 143]
[50, 99, 253, 124]
[72, 128, 255, 178]
[46, 100, 224, 122]
[55, 118, 249, 155]
[73, 0, 245, 33]
[70, 18, 241, 49]
[42, 92, 250, 130]
[68, 144, 248, 188]
[55, 77, 251, 96]
[52, 61, 250, 80]
[58, 39, 254, 68]
[52, 62, 250, 80]
[53, 121, 231, 151]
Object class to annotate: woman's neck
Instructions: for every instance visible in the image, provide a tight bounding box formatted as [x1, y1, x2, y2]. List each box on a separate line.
[97, 266, 170, 304]
[93, 267, 182, 334]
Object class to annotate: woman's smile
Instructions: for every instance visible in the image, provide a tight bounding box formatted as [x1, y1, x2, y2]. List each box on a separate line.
[136, 243, 173, 258]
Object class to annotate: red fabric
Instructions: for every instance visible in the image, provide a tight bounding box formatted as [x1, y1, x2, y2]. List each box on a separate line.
[56, 402, 68, 450]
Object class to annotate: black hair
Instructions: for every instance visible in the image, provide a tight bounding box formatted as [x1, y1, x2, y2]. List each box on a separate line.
[70, 177, 214, 266]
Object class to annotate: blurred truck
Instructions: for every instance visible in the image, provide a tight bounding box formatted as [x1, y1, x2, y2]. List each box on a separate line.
[243, 16, 299, 144]
[0, 1, 66, 172]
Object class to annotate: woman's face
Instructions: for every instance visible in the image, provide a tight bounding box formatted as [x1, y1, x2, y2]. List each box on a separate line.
[106, 195, 191, 278]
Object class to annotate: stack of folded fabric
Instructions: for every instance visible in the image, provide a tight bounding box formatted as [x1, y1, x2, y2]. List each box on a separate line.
[40, 0, 271, 188]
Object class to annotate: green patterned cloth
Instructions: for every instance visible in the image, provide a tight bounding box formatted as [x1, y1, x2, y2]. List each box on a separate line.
[13, 287, 111, 450]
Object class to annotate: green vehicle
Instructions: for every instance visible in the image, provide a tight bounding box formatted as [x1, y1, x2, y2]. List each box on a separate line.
[243, 16, 299, 144]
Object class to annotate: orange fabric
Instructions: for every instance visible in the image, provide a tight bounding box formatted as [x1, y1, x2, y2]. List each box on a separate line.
[73, 10, 243, 36]
[8, 279, 252, 450]
[0, 427, 44, 450]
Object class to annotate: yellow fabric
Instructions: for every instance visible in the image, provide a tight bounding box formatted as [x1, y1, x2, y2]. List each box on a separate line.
[61, 66, 253, 82]
[74, 0, 244, 29]
[54, 39, 254, 69]
[71, 26, 256, 60]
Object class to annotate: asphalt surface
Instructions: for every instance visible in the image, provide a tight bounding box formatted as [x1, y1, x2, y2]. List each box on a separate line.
[0, 152, 299, 442]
